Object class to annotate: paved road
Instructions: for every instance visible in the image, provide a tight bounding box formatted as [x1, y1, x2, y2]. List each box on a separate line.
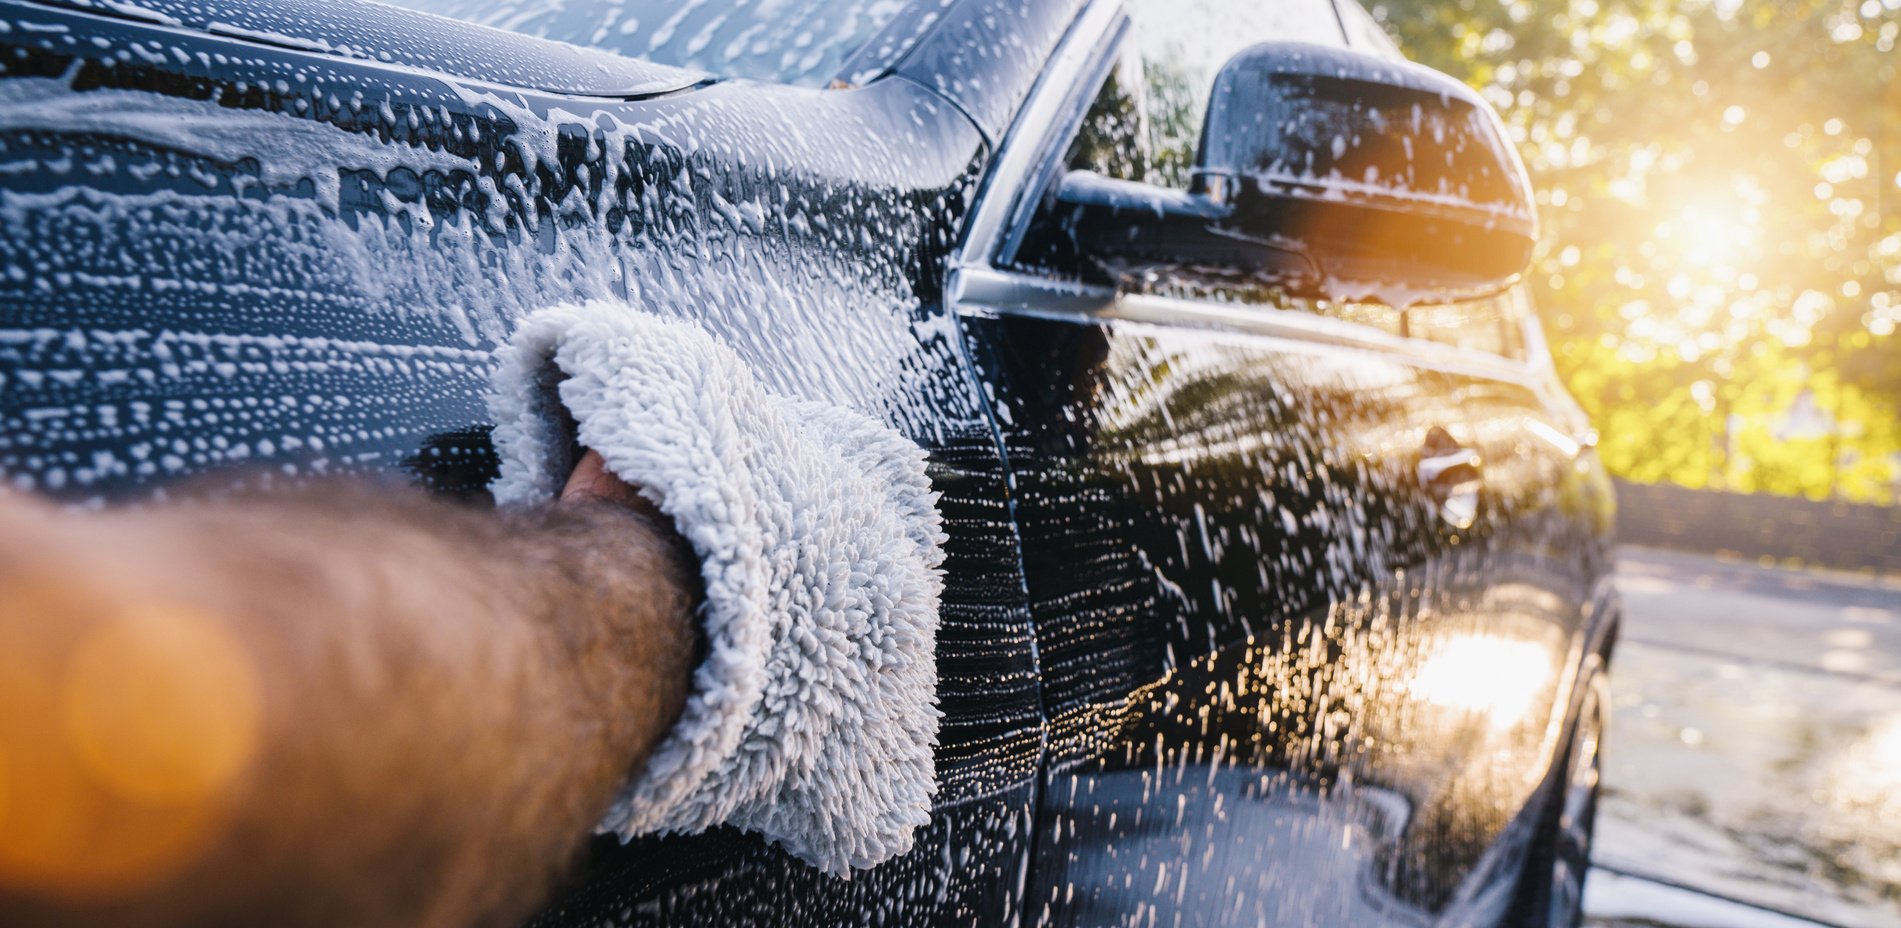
[1583, 548, 1901, 928]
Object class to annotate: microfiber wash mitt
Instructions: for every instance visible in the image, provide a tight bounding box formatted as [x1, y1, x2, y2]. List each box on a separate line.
[484, 302, 945, 875]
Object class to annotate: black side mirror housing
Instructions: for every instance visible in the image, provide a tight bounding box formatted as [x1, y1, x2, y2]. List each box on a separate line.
[1040, 172, 1321, 286]
[1040, 42, 1538, 302]
[1198, 42, 1537, 296]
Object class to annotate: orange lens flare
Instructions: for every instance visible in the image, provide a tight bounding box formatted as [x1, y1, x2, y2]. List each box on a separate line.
[0, 580, 260, 899]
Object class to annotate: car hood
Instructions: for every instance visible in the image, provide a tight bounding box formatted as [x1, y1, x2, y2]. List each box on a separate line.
[16, 0, 709, 98]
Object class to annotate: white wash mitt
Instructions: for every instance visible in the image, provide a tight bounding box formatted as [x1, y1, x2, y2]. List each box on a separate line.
[485, 302, 946, 875]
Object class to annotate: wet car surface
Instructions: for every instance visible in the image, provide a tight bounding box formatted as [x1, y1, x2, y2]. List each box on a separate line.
[0, 0, 1618, 925]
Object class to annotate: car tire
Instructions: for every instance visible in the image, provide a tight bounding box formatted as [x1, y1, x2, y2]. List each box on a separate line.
[1505, 669, 1608, 927]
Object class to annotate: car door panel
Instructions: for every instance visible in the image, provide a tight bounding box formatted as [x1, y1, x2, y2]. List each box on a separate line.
[956, 296, 1601, 925]
[940, 0, 1611, 917]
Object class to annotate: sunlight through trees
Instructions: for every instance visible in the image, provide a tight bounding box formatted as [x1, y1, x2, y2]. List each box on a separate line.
[1371, 0, 1901, 502]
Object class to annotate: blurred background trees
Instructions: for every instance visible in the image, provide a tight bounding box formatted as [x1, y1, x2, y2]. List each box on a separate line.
[1368, 0, 1901, 502]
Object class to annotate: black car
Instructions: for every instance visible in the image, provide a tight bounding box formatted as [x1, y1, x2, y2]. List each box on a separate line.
[0, 0, 1619, 925]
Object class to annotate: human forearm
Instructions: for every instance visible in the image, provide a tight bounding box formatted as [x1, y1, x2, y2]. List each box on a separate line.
[0, 481, 698, 928]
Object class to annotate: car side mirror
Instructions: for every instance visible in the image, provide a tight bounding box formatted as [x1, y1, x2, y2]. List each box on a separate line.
[1044, 42, 1538, 302]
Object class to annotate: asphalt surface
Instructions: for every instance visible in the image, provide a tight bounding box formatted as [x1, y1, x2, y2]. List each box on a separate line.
[1583, 547, 1901, 928]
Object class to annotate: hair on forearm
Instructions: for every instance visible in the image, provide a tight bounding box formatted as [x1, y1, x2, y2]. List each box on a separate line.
[0, 477, 701, 928]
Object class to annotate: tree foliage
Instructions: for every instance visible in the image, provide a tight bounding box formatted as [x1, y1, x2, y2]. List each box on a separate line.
[1368, 0, 1901, 502]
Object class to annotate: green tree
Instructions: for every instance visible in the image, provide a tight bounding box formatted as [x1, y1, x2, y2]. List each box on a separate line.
[1368, 0, 1901, 502]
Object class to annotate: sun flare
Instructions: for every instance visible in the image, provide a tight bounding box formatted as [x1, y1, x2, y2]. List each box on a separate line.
[1408, 634, 1555, 731]
[1657, 199, 1761, 271]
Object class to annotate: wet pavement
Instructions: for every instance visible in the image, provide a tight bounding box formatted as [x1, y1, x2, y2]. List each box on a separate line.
[1583, 547, 1901, 928]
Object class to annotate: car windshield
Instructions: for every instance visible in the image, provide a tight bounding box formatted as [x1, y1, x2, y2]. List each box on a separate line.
[376, 0, 915, 88]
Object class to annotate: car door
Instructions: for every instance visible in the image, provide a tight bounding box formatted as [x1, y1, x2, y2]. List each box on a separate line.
[947, 1, 1604, 924]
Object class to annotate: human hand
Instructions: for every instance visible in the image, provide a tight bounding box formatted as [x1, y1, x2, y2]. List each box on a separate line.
[559, 449, 666, 523]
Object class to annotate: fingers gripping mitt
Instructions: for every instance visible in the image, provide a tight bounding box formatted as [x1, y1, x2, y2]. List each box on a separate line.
[486, 302, 946, 875]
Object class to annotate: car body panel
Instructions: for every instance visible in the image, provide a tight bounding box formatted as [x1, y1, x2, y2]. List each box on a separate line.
[887, 0, 1091, 142]
[20, 0, 709, 97]
[0, 0, 1057, 923]
[952, 300, 1604, 926]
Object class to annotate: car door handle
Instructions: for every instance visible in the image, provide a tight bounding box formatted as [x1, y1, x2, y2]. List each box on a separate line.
[1418, 431, 1482, 530]
[1418, 446, 1482, 487]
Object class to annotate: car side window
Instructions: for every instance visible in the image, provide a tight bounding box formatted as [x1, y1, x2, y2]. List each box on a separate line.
[1059, 46, 1152, 184]
[1005, 0, 1350, 274]
[1405, 289, 1529, 360]
[1000, 3, 1528, 362]
[1001, 8, 1397, 339]
[1001, 51, 1151, 278]
[1126, 0, 1349, 188]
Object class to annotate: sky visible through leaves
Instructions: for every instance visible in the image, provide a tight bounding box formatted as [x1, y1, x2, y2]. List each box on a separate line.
[1369, 0, 1901, 503]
